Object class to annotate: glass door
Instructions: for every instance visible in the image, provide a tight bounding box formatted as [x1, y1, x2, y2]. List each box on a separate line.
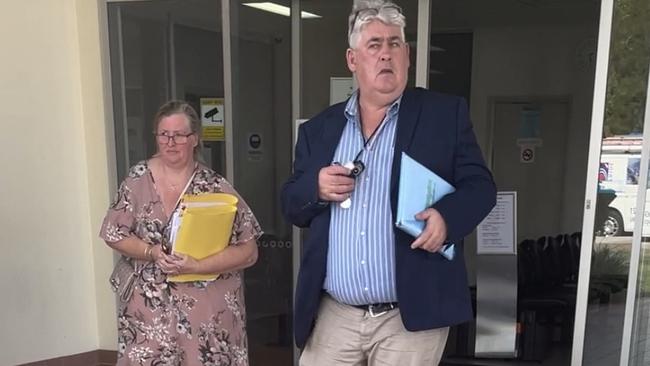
[573, 0, 650, 364]
[106, 0, 224, 181]
[225, 1, 293, 365]
[106, 1, 295, 365]
[622, 75, 650, 365]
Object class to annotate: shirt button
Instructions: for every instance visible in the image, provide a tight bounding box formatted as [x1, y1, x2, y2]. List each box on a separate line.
[362, 203, 367, 208]
[365, 177, 370, 181]
[364, 287, 369, 292]
[360, 231, 365, 236]
[361, 260, 366, 265]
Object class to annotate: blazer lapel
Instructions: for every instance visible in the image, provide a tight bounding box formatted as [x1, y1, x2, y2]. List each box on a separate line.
[319, 104, 348, 165]
[390, 88, 422, 202]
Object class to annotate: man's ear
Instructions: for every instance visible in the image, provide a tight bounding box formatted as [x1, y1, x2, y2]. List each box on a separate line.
[406, 42, 411, 68]
[346, 48, 356, 73]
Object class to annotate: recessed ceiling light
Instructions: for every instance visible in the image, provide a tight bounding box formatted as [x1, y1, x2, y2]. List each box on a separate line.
[243, 2, 321, 19]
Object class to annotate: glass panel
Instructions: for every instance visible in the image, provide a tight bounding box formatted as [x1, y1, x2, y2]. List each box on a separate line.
[108, 0, 223, 181]
[301, 0, 418, 118]
[426, 1, 601, 365]
[228, 1, 293, 365]
[630, 155, 650, 363]
[623, 1, 650, 364]
[583, 0, 650, 364]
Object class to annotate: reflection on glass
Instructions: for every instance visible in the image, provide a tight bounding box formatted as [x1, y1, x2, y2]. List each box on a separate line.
[229, 1, 294, 365]
[584, 0, 650, 364]
[108, 0, 224, 180]
[301, 0, 418, 118]
[630, 164, 650, 364]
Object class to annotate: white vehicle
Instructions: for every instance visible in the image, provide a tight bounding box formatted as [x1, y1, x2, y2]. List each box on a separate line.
[598, 136, 650, 236]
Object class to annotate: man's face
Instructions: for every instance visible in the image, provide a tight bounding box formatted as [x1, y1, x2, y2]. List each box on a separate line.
[347, 20, 409, 102]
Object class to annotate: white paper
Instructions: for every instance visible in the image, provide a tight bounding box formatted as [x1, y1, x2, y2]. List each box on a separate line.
[477, 191, 517, 255]
[169, 208, 183, 252]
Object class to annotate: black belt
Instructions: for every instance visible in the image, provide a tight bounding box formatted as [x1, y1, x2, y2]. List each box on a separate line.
[353, 302, 398, 317]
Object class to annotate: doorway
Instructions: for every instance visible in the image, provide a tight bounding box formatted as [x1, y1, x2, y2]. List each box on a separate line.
[105, 1, 293, 365]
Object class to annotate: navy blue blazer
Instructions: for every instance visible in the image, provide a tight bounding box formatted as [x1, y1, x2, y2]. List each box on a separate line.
[281, 88, 497, 349]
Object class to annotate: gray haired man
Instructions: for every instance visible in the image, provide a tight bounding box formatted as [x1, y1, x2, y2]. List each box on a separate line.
[282, 1, 497, 365]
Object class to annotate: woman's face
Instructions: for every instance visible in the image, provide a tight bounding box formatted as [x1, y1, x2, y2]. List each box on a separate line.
[155, 113, 197, 166]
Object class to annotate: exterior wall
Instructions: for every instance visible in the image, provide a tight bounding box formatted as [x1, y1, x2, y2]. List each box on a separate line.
[0, 1, 116, 364]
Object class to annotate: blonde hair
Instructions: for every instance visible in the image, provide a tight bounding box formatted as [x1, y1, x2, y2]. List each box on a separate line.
[153, 100, 203, 162]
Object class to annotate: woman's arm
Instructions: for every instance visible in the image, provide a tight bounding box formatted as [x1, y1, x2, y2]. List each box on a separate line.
[107, 236, 177, 273]
[172, 239, 259, 275]
[107, 236, 155, 261]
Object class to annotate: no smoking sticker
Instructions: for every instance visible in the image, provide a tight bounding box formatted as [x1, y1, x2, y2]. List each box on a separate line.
[520, 146, 535, 163]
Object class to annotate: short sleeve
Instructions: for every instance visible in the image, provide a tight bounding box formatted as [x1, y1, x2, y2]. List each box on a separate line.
[99, 178, 137, 244]
[220, 179, 263, 245]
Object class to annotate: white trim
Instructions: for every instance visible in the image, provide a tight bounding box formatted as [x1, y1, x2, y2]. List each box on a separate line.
[619, 62, 650, 366]
[291, 1, 301, 364]
[571, 1, 614, 364]
[222, 0, 235, 183]
[415, 0, 431, 88]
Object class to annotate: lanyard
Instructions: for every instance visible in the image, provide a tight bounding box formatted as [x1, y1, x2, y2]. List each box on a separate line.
[353, 116, 388, 162]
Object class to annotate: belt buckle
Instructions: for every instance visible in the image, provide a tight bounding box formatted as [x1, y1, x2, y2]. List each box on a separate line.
[367, 304, 388, 318]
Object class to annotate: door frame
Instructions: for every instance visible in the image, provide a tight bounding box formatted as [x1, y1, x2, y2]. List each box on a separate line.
[571, 0, 615, 364]
[618, 58, 650, 366]
[98, 0, 619, 364]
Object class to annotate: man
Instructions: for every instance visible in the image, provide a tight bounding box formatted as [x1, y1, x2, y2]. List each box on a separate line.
[281, 0, 496, 365]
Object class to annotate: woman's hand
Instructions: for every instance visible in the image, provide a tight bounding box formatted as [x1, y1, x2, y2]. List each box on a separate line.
[166, 253, 200, 275]
[154, 246, 183, 274]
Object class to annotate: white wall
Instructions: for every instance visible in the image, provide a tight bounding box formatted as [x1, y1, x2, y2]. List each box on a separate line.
[471, 24, 595, 231]
[0, 1, 115, 364]
[464, 24, 596, 283]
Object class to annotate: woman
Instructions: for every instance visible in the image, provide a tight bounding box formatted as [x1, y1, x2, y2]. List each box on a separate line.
[100, 100, 261, 366]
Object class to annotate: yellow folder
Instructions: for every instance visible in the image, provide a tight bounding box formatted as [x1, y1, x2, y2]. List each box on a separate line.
[167, 193, 238, 282]
[181, 193, 238, 207]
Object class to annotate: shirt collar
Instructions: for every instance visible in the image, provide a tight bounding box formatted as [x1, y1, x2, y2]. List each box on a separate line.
[344, 90, 403, 123]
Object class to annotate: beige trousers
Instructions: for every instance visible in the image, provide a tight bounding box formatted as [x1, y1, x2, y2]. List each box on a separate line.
[300, 295, 449, 366]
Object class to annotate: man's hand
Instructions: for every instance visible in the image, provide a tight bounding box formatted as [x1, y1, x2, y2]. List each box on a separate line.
[318, 165, 355, 202]
[410, 208, 448, 252]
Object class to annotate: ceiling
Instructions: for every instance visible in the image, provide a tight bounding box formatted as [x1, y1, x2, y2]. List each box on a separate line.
[114, 0, 600, 36]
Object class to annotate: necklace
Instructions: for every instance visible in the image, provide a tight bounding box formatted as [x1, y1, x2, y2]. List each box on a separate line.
[167, 181, 181, 191]
[161, 162, 195, 192]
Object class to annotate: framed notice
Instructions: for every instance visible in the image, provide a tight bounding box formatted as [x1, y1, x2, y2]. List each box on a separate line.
[477, 191, 517, 255]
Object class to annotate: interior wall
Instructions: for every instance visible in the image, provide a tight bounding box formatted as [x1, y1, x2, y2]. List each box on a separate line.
[0, 0, 115, 364]
[464, 24, 597, 283]
[302, 17, 350, 118]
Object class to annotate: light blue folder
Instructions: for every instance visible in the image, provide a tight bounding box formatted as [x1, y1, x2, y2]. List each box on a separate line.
[395, 152, 456, 260]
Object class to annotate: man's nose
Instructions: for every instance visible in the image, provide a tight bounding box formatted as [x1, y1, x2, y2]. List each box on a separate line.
[379, 50, 392, 61]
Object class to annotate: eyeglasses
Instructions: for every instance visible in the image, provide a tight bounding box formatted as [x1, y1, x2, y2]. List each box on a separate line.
[350, 4, 403, 31]
[154, 132, 194, 145]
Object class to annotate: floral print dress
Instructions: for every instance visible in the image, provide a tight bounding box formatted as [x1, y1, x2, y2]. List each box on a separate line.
[100, 161, 262, 366]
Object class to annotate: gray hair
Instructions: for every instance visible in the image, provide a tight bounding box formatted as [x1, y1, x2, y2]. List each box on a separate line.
[348, 0, 406, 48]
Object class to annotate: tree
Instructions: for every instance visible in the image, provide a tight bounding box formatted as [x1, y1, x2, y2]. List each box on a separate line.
[604, 0, 650, 136]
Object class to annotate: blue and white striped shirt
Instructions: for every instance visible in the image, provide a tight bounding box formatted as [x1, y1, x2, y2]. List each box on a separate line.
[324, 91, 401, 305]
